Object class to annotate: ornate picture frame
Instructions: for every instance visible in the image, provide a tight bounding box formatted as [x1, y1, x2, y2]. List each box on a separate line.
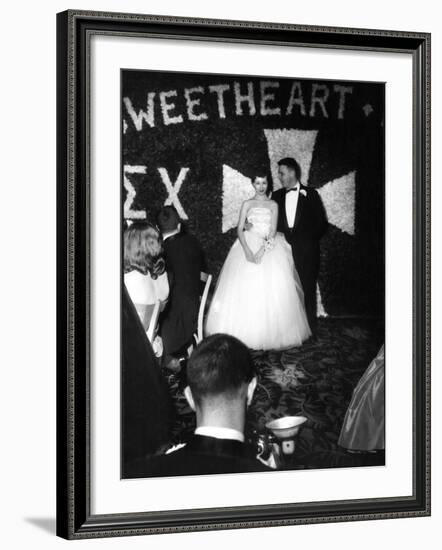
[56, 9, 430, 539]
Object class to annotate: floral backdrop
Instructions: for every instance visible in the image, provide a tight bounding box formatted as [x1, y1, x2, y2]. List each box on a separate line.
[122, 71, 385, 317]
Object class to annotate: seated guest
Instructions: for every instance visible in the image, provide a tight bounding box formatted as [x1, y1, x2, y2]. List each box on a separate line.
[338, 344, 385, 452]
[126, 333, 272, 477]
[124, 221, 169, 331]
[122, 284, 174, 478]
[156, 206, 205, 372]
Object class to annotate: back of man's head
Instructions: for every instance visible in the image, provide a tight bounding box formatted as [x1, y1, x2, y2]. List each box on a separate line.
[187, 333, 255, 406]
[156, 205, 181, 233]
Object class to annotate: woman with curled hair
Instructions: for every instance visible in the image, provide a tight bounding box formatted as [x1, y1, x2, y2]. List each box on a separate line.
[124, 221, 170, 331]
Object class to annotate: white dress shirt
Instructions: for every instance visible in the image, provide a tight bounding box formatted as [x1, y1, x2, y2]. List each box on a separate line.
[162, 228, 181, 242]
[285, 185, 300, 228]
[194, 426, 245, 443]
[164, 426, 245, 455]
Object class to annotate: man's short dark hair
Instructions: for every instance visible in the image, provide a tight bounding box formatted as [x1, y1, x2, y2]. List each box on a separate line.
[156, 205, 181, 232]
[278, 157, 302, 182]
[187, 334, 256, 403]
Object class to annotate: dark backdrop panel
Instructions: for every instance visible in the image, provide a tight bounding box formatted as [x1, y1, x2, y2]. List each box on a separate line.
[122, 70, 384, 317]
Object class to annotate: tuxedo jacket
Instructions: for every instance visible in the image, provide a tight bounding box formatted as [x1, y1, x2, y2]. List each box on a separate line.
[272, 185, 328, 246]
[125, 434, 272, 478]
[271, 185, 327, 275]
[160, 231, 205, 355]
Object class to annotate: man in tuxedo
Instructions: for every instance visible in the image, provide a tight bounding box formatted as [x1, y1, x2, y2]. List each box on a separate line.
[157, 205, 205, 372]
[271, 157, 328, 336]
[126, 333, 272, 477]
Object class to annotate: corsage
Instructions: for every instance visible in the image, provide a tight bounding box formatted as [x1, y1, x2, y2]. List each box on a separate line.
[264, 237, 275, 251]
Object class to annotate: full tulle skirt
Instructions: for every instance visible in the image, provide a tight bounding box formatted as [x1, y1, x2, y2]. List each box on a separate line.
[205, 231, 311, 350]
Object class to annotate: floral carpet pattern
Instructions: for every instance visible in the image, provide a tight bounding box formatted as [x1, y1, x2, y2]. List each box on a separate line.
[164, 318, 385, 469]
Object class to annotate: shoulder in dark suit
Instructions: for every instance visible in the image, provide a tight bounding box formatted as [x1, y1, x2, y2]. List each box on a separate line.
[125, 434, 272, 478]
[163, 231, 204, 294]
[270, 188, 286, 233]
[271, 188, 285, 209]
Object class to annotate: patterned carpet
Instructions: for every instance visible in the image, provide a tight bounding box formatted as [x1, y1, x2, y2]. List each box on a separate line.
[163, 318, 385, 469]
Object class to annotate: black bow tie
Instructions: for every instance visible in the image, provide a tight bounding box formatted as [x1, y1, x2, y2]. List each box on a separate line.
[287, 187, 299, 193]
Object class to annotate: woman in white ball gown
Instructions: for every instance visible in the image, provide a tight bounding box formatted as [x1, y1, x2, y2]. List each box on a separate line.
[205, 174, 311, 350]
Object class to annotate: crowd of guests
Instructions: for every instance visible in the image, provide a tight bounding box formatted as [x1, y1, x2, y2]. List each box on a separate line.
[122, 205, 274, 476]
[123, 205, 204, 373]
[122, 205, 385, 478]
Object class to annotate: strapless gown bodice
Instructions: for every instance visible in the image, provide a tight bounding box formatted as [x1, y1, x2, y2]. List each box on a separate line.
[246, 206, 272, 238]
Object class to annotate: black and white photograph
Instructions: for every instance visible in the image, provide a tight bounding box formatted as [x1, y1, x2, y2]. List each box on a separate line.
[121, 70, 386, 479]
[51, 5, 432, 541]
[1, 0, 438, 545]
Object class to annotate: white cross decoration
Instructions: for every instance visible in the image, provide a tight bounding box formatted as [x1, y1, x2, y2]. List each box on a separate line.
[123, 165, 147, 219]
[221, 128, 358, 318]
[158, 167, 190, 220]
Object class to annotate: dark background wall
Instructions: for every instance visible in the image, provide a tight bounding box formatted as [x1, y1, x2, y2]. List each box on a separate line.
[122, 70, 384, 318]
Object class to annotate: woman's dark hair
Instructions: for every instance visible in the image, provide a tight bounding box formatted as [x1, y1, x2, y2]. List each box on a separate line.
[251, 170, 274, 196]
[187, 333, 256, 404]
[277, 157, 302, 182]
[123, 221, 166, 279]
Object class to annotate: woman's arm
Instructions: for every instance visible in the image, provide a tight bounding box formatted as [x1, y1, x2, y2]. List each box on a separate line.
[269, 201, 278, 239]
[237, 201, 256, 263]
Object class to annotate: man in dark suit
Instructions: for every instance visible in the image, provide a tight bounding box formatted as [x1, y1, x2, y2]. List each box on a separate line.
[157, 206, 205, 372]
[271, 157, 328, 336]
[126, 333, 272, 477]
